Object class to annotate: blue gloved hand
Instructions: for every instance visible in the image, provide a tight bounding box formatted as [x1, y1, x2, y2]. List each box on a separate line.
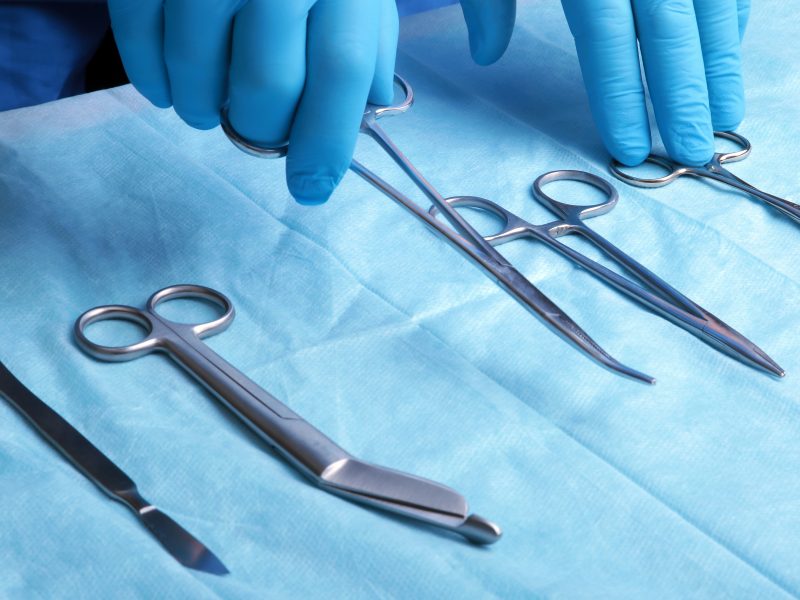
[458, 0, 516, 66]
[108, 0, 398, 205]
[460, 0, 749, 167]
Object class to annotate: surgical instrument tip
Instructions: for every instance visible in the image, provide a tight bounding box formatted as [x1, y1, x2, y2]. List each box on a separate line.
[190, 549, 231, 576]
[319, 457, 501, 544]
[605, 360, 657, 385]
[749, 346, 785, 378]
[137, 505, 230, 575]
[456, 514, 502, 545]
[739, 337, 785, 378]
[178, 542, 230, 575]
[571, 332, 654, 384]
[699, 319, 785, 378]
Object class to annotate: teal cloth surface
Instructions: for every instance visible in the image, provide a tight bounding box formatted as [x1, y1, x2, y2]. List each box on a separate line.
[1, 1, 799, 597]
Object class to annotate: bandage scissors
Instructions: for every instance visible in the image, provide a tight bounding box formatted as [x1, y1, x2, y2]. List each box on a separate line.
[221, 76, 782, 381]
[75, 285, 501, 544]
[609, 132, 800, 224]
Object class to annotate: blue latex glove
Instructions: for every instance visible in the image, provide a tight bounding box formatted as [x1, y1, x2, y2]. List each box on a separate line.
[107, 0, 398, 205]
[460, 0, 749, 167]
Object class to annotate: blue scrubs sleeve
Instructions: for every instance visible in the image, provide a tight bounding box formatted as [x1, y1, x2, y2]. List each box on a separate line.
[0, 3, 109, 111]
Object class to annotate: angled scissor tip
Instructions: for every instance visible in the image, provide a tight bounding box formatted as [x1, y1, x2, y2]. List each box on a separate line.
[320, 458, 501, 544]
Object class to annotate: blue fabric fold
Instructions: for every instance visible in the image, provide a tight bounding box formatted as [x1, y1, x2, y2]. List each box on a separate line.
[0, 1, 798, 597]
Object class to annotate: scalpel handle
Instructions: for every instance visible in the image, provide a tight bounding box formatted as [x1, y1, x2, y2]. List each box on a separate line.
[0, 361, 140, 503]
[161, 335, 351, 480]
[0, 361, 231, 574]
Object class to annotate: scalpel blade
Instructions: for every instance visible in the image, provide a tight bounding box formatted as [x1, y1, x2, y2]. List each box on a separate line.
[0, 361, 228, 575]
[138, 506, 229, 574]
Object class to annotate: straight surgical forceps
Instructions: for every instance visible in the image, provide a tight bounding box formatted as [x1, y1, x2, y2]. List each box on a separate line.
[221, 76, 783, 381]
[75, 285, 501, 545]
[437, 171, 784, 378]
[609, 132, 800, 224]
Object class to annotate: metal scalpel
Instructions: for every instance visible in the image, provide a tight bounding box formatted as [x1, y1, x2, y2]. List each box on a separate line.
[0, 361, 228, 574]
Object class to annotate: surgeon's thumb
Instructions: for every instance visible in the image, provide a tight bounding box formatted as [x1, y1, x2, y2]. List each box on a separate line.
[459, 0, 516, 65]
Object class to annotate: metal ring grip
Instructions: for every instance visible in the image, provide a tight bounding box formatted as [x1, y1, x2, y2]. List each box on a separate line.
[713, 131, 751, 163]
[220, 104, 288, 159]
[221, 74, 413, 158]
[364, 74, 414, 121]
[533, 170, 619, 221]
[146, 284, 235, 339]
[608, 154, 682, 188]
[429, 195, 527, 243]
[74, 305, 160, 362]
[608, 131, 752, 188]
[75, 285, 235, 361]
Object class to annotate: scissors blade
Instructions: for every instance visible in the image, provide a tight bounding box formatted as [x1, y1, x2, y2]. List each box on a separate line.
[0, 361, 229, 575]
[319, 458, 502, 544]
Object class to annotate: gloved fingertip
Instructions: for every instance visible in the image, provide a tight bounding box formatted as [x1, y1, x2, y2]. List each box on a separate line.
[468, 33, 508, 66]
[709, 86, 745, 133]
[368, 76, 395, 106]
[658, 120, 715, 166]
[470, 44, 498, 67]
[611, 146, 651, 168]
[150, 96, 173, 109]
[460, 0, 514, 66]
[602, 127, 651, 167]
[711, 120, 741, 134]
[670, 140, 715, 167]
[711, 109, 744, 133]
[133, 84, 172, 109]
[287, 174, 338, 206]
[177, 114, 220, 131]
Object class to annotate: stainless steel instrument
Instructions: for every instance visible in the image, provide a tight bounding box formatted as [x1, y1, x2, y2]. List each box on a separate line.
[609, 131, 800, 224]
[221, 75, 782, 382]
[433, 170, 784, 379]
[74, 285, 501, 545]
[0, 361, 228, 575]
